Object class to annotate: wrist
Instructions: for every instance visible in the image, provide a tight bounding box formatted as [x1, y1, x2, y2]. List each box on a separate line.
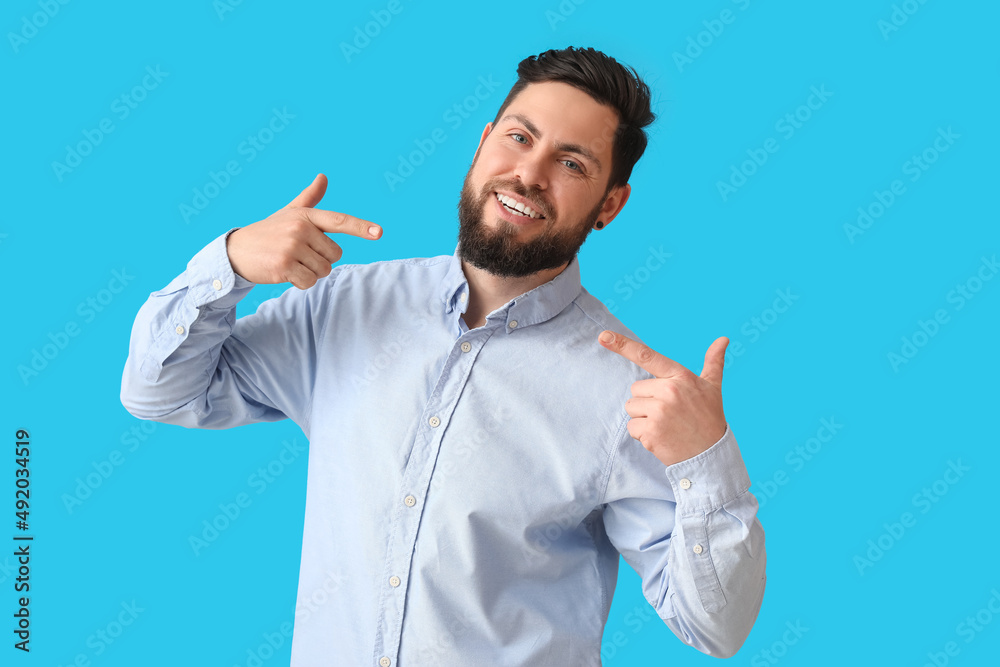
[223, 227, 251, 282]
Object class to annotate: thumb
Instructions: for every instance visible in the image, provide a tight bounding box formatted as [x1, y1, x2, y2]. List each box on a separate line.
[700, 336, 729, 387]
[284, 173, 328, 209]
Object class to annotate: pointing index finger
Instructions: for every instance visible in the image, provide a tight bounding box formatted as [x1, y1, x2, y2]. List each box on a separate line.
[302, 208, 382, 239]
[598, 330, 685, 378]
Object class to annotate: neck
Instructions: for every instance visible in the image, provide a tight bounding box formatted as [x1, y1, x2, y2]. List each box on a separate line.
[460, 259, 568, 329]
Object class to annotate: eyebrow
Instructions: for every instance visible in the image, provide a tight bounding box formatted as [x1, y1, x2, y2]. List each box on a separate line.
[498, 113, 603, 172]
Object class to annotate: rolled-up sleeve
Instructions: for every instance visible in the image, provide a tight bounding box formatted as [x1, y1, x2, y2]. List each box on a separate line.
[601, 421, 766, 658]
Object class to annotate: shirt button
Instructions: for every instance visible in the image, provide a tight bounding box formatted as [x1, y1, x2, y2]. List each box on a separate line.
[460, 342, 472, 353]
[403, 495, 416, 507]
[175, 325, 185, 335]
[508, 320, 518, 329]
[459, 292, 467, 302]
[428, 416, 440, 427]
[679, 478, 692, 490]
[212, 279, 223, 291]
[389, 575, 400, 587]
[693, 544, 704, 555]
[380, 658, 391, 667]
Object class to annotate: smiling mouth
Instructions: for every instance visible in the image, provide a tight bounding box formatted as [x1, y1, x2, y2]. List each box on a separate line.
[494, 192, 545, 220]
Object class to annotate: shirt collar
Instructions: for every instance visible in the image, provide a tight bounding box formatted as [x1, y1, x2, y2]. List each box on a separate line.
[438, 243, 583, 333]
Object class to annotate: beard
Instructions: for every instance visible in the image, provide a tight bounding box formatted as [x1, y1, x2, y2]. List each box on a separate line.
[456, 170, 604, 279]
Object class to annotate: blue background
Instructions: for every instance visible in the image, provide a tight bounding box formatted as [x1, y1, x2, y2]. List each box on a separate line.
[4, 0, 998, 665]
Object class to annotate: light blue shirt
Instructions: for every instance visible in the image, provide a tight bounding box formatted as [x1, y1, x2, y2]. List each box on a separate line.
[121, 229, 766, 666]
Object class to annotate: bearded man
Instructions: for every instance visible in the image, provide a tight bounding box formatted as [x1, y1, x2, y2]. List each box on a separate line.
[122, 46, 766, 666]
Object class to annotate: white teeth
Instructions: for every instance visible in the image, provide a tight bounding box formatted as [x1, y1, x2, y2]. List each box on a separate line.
[495, 192, 542, 219]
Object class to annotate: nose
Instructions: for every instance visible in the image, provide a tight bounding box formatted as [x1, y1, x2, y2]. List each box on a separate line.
[513, 148, 549, 192]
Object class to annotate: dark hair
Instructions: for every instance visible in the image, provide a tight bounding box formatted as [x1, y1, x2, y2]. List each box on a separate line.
[491, 47, 655, 190]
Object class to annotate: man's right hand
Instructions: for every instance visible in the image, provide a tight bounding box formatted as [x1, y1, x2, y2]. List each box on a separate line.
[226, 173, 382, 290]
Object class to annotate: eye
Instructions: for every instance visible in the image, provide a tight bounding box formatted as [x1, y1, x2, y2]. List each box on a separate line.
[511, 133, 528, 144]
[562, 159, 581, 171]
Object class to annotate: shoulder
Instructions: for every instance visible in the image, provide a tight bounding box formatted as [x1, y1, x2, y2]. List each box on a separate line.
[571, 287, 645, 344]
[546, 286, 654, 393]
[334, 254, 453, 280]
[310, 253, 454, 297]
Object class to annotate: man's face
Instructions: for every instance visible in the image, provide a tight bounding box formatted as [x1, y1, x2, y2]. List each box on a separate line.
[457, 81, 629, 278]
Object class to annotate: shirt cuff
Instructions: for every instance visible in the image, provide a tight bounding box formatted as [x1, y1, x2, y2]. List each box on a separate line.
[184, 227, 256, 310]
[662, 425, 751, 514]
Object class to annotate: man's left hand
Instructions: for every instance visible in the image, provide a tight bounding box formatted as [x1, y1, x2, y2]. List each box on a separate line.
[599, 331, 729, 468]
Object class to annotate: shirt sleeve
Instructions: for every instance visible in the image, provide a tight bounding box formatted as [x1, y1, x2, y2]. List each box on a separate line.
[600, 420, 766, 658]
[120, 228, 338, 435]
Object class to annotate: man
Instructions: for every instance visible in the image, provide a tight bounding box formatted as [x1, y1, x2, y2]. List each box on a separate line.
[122, 47, 765, 665]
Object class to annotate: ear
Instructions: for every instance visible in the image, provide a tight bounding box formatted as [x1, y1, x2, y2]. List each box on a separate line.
[595, 183, 631, 230]
[477, 122, 493, 152]
[471, 122, 493, 164]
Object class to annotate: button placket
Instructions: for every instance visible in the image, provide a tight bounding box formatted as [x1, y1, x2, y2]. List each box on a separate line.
[372, 318, 491, 663]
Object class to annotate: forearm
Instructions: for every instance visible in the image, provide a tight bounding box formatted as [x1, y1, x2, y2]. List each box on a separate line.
[659, 427, 767, 657]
